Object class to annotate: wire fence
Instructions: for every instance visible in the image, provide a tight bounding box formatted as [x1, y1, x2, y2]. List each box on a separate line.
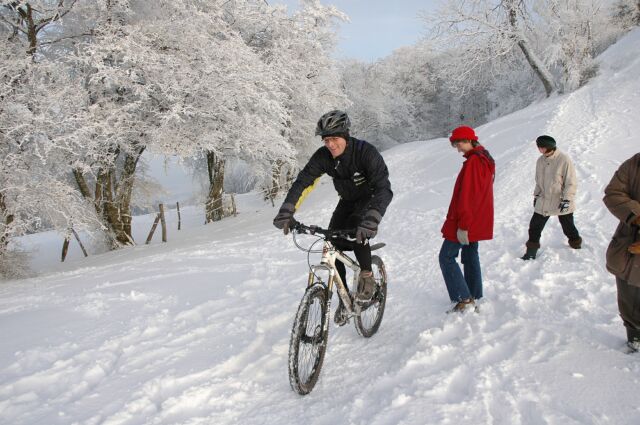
[60, 185, 290, 262]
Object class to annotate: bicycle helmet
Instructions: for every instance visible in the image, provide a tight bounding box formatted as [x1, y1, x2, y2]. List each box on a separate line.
[315, 110, 351, 137]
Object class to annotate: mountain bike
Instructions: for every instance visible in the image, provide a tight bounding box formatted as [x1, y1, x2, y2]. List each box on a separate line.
[287, 221, 388, 395]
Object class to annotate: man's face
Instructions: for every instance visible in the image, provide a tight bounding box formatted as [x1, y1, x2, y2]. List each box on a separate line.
[538, 146, 551, 155]
[451, 139, 473, 154]
[323, 136, 347, 158]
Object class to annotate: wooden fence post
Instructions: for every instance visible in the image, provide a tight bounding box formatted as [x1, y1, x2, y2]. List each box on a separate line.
[230, 193, 237, 217]
[72, 229, 89, 257]
[146, 213, 161, 244]
[176, 201, 181, 230]
[159, 203, 167, 242]
[61, 234, 70, 262]
[61, 228, 88, 262]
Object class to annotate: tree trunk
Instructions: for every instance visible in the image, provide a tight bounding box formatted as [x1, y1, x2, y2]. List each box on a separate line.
[72, 146, 145, 247]
[24, 4, 37, 56]
[205, 151, 225, 223]
[0, 192, 15, 254]
[507, 3, 556, 97]
[73, 168, 93, 199]
[100, 167, 130, 245]
[265, 159, 285, 203]
[117, 148, 144, 238]
[515, 39, 556, 96]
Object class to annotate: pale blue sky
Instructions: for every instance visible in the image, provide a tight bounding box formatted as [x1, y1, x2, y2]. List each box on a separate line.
[271, 0, 434, 62]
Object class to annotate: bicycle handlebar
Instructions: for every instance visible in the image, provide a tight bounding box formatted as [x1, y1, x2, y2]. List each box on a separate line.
[292, 221, 355, 239]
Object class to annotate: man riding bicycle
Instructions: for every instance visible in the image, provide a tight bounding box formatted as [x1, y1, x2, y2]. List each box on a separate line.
[273, 110, 393, 318]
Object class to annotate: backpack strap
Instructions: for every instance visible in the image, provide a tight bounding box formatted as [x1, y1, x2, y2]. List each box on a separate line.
[351, 138, 366, 173]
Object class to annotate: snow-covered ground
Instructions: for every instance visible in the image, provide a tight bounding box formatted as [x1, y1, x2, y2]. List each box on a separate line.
[2, 29, 640, 425]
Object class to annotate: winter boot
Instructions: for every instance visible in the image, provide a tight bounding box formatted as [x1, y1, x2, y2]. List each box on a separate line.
[626, 328, 640, 353]
[355, 270, 376, 304]
[521, 241, 540, 260]
[627, 340, 640, 353]
[569, 237, 582, 249]
[447, 298, 476, 314]
[334, 301, 349, 326]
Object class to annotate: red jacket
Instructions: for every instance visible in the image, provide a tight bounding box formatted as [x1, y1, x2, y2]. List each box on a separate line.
[441, 145, 495, 242]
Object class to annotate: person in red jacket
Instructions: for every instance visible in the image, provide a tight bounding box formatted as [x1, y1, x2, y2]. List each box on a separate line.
[439, 126, 495, 313]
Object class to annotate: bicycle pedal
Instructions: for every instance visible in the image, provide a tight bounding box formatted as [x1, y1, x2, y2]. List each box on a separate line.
[334, 317, 349, 327]
[354, 296, 374, 309]
[333, 311, 349, 327]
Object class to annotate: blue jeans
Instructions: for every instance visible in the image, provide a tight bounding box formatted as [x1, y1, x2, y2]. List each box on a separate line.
[439, 239, 483, 302]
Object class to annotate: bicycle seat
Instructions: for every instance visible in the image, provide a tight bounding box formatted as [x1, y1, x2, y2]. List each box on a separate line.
[370, 242, 386, 251]
[331, 237, 357, 251]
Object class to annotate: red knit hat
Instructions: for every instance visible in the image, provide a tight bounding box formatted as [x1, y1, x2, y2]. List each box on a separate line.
[449, 126, 478, 142]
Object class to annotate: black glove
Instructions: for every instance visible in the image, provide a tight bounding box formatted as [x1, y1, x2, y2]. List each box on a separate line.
[559, 199, 570, 213]
[273, 203, 295, 235]
[356, 210, 382, 244]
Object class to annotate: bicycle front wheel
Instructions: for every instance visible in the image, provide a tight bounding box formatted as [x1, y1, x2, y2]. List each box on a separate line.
[355, 255, 387, 337]
[288, 283, 329, 395]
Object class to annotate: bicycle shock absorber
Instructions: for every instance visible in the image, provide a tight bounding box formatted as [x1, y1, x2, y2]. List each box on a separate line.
[334, 278, 354, 314]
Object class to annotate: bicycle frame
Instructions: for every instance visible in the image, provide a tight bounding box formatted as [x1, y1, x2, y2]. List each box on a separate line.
[307, 238, 361, 317]
[288, 221, 388, 395]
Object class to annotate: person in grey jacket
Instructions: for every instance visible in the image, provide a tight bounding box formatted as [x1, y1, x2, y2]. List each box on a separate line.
[521, 135, 582, 260]
[603, 153, 640, 352]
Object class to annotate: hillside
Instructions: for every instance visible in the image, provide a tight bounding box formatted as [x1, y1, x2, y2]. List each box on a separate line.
[1, 29, 640, 425]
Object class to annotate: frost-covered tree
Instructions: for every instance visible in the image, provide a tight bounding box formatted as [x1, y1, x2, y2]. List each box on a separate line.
[534, 0, 611, 91]
[63, 0, 171, 245]
[136, 0, 293, 222]
[0, 0, 353, 277]
[340, 42, 496, 145]
[612, 0, 640, 28]
[273, 0, 350, 157]
[341, 58, 418, 149]
[0, 0, 80, 55]
[0, 10, 102, 276]
[226, 0, 349, 199]
[427, 0, 557, 97]
[380, 46, 439, 142]
[0, 53, 99, 275]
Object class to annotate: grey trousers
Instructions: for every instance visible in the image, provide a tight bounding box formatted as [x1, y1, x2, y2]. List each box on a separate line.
[616, 277, 640, 342]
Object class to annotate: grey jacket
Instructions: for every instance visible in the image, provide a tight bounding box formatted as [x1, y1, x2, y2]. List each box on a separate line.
[534, 149, 577, 216]
[603, 153, 640, 286]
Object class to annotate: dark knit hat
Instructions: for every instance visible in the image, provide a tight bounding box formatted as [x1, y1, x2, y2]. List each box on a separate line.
[536, 135, 556, 149]
[322, 132, 349, 140]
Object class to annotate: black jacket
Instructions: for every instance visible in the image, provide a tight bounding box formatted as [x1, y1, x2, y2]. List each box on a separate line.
[284, 137, 393, 216]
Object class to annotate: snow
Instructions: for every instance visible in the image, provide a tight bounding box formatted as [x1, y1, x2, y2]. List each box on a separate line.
[2, 29, 640, 425]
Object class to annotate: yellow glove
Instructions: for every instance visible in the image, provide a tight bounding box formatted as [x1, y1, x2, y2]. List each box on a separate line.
[629, 241, 640, 255]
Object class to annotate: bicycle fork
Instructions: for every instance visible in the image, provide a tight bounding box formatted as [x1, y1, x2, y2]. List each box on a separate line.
[307, 243, 361, 321]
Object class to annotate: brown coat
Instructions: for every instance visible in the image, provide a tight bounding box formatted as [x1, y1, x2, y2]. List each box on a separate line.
[603, 153, 640, 286]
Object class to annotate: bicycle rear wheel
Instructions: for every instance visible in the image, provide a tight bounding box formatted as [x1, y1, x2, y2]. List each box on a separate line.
[355, 255, 387, 337]
[288, 283, 329, 395]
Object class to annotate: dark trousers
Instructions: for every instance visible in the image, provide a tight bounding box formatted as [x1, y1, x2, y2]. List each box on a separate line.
[329, 199, 372, 286]
[527, 212, 580, 244]
[616, 277, 640, 342]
